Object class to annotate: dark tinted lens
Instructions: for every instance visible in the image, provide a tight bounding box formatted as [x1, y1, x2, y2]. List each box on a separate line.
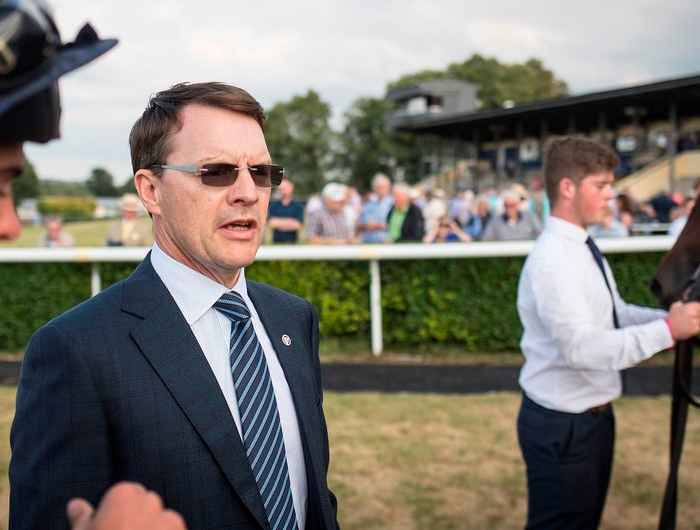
[200, 164, 237, 186]
[248, 165, 284, 187]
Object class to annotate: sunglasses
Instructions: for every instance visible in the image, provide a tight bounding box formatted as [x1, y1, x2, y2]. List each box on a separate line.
[152, 163, 284, 188]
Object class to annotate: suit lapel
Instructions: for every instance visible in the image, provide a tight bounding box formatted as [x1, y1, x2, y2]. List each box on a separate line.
[246, 282, 325, 492]
[123, 257, 268, 529]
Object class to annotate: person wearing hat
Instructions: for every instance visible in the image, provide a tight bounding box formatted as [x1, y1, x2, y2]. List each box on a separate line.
[1, 2, 185, 530]
[106, 192, 153, 246]
[306, 181, 355, 244]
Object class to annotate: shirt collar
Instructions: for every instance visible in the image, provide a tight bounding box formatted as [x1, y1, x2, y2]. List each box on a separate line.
[150, 242, 247, 325]
[545, 215, 589, 243]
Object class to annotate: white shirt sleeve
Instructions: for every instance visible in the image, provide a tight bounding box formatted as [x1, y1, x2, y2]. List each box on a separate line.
[531, 260, 673, 372]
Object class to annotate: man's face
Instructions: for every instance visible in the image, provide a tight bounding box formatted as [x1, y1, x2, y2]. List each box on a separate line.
[46, 219, 62, 240]
[572, 171, 615, 227]
[393, 190, 409, 209]
[279, 179, 293, 198]
[323, 197, 345, 212]
[145, 104, 271, 285]
[0, 144, 24, 241]
[374, 180, 390, 198]
[503, 198, 520, 217]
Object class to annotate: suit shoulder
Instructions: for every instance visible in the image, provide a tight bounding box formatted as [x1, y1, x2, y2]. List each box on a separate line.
[42, 278, 126, 334]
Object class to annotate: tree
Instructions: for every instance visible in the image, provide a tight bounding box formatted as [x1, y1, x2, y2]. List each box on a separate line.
[336, 97, 423, 190]
[119, 176, 136, 195]
[85, 167, 119, 197]
[265, 90, 333, 196]
[12, 159, 40, 204]
[388, 54, 568, 109]
[40, 179, 90, 196]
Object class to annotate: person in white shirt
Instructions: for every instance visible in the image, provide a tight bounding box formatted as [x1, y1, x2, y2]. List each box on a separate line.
[516, 136, 700, 530]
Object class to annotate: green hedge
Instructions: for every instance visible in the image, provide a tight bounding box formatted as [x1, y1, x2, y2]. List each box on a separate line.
[37, 195, 97, 223]
[0, 253, 664, 353]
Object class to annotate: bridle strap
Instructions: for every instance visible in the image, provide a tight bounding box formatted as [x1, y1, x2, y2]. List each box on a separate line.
[658, 341, 694, 530]
[658, 270, 700, 529]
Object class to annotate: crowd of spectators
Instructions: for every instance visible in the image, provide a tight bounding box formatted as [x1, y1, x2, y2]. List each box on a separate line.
[32, 174, 699, 248]
[267, 173, 700, 245]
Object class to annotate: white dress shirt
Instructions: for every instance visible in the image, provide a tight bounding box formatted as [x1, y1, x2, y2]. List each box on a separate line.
[151, 243, 307, 528]
[518, 216, 673, 413]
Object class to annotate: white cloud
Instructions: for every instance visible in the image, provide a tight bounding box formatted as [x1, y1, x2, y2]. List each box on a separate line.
[24, 0, 700, 181]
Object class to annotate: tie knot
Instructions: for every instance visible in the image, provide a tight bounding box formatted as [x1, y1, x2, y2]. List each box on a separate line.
[213, 291, 251, 322]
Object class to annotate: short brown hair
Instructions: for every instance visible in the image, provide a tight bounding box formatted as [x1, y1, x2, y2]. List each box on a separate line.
[129, 82, 265, 173]
[544, 136, 619, 204]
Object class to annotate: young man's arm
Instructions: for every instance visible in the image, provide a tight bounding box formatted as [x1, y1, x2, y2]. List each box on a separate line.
[531, 261, 700, 371]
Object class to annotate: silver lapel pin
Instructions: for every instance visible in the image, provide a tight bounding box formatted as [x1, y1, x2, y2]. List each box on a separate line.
[281, 334, 292, 346]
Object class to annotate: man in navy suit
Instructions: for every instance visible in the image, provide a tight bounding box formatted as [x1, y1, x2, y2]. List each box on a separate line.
[10, 81, 339, 530]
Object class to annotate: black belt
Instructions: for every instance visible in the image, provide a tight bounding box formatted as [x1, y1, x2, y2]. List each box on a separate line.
[586, 402, 612, 415]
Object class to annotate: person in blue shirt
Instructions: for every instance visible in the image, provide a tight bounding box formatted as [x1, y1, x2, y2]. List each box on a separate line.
[357, 173, 394, 243]
[268, 177, 304, 243]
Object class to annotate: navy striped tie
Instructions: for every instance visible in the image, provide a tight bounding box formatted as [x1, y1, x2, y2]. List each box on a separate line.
[214, 292, 299, 530]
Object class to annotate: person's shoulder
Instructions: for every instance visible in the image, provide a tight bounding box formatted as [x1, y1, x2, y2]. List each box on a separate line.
[47, 279, 125, 332]
[27, 278, 127, 357]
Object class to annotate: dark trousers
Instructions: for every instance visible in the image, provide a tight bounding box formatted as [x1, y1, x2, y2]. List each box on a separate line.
[517, 393, 615, 530]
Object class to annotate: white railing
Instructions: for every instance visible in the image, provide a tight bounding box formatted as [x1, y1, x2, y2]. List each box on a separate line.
[0, 236, 675, 355]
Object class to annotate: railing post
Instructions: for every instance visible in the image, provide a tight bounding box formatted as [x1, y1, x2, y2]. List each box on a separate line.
[91, 262, 102, 297]
[369, 259, 383, 356]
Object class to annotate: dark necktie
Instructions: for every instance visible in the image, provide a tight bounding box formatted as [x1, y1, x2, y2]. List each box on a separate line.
[214, 292, 299, 530]
[585, 236, 620, 329]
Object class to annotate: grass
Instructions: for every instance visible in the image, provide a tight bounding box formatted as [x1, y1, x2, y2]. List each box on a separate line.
[0, 218, 153, 248]
[0, 389, 698, 529]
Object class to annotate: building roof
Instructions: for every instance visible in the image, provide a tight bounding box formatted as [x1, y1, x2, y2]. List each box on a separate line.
[391, 72, 700, 141]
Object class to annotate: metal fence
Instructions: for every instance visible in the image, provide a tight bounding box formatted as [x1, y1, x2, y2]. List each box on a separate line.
[0, 236, 674, 355]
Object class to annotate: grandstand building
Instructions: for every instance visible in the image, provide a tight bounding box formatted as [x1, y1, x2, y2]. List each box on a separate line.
[388, 73, 700, 197]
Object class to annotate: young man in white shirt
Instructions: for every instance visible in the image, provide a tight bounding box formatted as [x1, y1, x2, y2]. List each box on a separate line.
[516, 136, 700, 530]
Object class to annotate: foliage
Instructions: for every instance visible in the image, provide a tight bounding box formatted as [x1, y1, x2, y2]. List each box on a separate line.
[119, 176, 137, 195]
[336, 97, 423, 190]
[12, 160, 39, 203]
[265, 90, 334, 196]
[0, 253, 664, 353]
[86, 167, 120, 197]
[37, 195, 96, 222]
[39, 179, 89, 196]
[388, 54, 569, 109]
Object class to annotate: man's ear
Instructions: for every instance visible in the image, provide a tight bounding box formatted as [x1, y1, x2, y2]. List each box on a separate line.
[134, 170, 161, 217]
[558, 177, 576, 201]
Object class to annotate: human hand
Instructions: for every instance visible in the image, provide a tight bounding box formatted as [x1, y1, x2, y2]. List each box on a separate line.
[666, 301, 700, 341]
[67, 482, 186, 530]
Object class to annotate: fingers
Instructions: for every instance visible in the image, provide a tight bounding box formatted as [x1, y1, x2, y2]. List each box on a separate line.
[161, 509, 187, 530]
[66, 498, 94, 530]
[86, 482, 187, 530]
[685, 301, 700, 317]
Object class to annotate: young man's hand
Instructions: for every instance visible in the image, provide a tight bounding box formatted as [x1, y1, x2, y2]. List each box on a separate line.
[67, 482, 186, 530]
[667, 301, 700, 341]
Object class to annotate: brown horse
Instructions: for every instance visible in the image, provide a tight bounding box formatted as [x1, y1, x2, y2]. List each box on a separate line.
[651, 199, 700, 530]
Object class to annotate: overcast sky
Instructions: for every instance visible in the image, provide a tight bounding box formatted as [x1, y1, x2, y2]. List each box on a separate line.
[25, 0, 700, 184]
